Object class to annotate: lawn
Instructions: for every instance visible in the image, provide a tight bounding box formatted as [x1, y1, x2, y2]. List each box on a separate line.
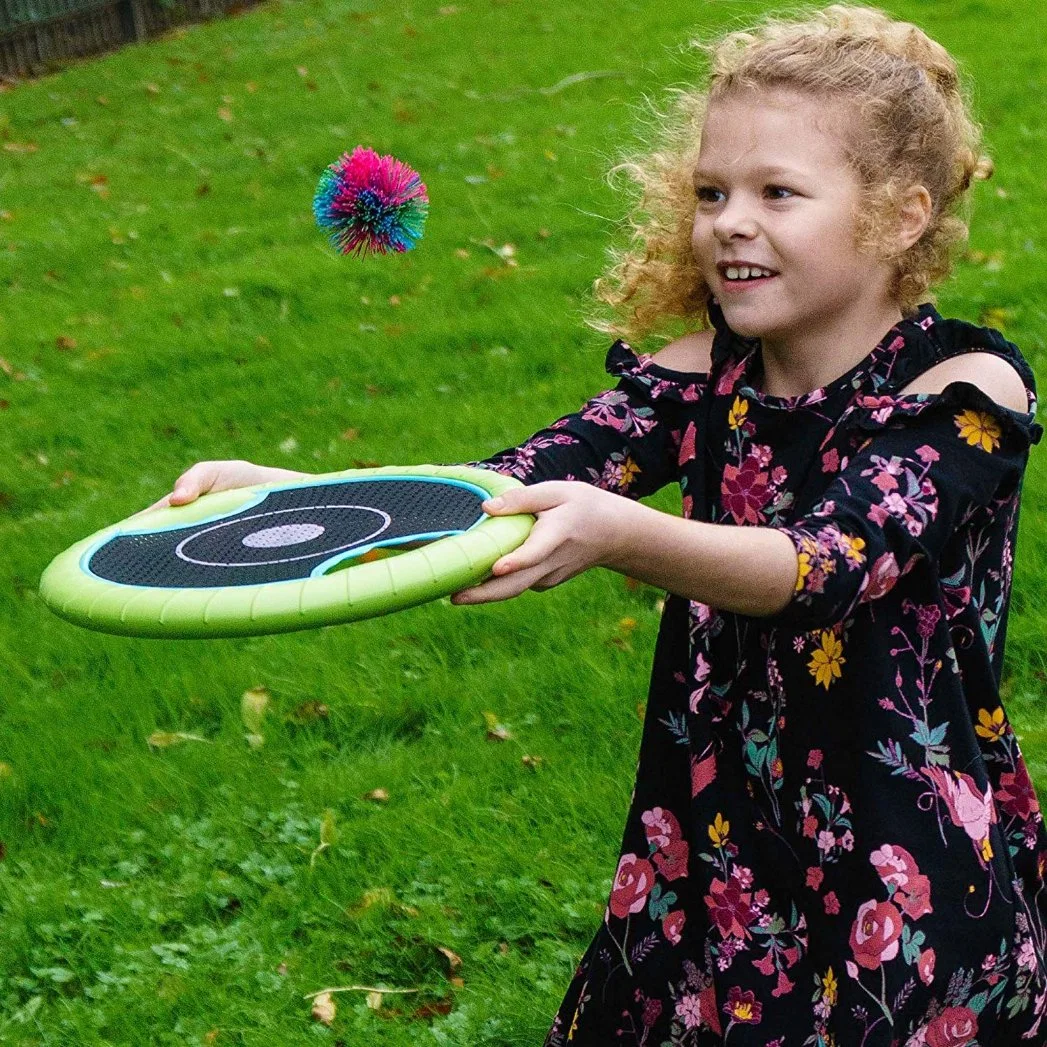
[2, 0, 1046, 1042]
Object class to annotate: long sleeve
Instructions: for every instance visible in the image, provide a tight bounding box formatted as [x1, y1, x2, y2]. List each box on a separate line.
[770, 380, 1042, 631]
[469, 340, 707, 500]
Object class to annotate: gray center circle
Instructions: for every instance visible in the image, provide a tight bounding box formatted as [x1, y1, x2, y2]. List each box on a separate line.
[242, 523, 326, 549]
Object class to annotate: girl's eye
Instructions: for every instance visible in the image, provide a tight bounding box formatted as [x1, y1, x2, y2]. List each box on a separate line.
[766, 185, 794, 200]
[694, 185, 723, 204]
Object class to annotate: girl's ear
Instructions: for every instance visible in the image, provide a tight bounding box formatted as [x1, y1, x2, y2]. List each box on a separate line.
[897, 185, 933, 252]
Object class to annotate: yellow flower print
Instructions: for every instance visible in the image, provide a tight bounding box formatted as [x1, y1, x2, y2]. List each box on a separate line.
[981, 836, 994, 862]
[955, 408, 1002, 452]
[708, 812, 730, 847]
[728, 396, 748, 430]
[822, 966, 838, 1006]
[975, 706, 1005, 743]
[795, 550, 812, 592]
[839, 533, 866, 566]
[619, 455, 641, 487]
[808, 631, 845, 689]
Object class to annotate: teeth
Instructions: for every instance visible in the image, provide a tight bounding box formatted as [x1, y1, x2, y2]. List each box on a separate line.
[724, 265, 773, 280]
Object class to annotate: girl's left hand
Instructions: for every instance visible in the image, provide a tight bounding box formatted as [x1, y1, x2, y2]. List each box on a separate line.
[451, 481, 638, 605]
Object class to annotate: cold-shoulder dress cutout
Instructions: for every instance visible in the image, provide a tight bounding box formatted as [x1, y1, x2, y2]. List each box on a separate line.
[472, 300, 1047, 1046]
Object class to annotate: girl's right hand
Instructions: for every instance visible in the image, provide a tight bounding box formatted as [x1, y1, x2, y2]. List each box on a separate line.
[138, 460, 312, 515]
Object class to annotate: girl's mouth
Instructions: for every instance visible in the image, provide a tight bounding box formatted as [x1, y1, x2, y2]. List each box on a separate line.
[718, 269, 779, 293]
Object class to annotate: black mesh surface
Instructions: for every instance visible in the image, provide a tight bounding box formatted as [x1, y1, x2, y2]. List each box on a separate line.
[88, 479, 485, 588]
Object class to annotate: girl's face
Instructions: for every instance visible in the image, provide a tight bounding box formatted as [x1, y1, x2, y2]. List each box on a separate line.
[690, 89, 895, 352]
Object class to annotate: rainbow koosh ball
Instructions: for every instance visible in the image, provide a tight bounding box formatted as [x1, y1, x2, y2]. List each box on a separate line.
[313, 146, 429, 256]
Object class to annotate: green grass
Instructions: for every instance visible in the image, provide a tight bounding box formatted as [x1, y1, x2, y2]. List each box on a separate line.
[2, 0, 1047, 1042]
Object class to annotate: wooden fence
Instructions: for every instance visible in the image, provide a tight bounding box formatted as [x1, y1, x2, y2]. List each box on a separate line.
[0, 0, 262, 79]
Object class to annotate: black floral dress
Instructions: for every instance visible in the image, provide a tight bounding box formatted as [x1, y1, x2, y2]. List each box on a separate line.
[473, 300, 1047, 1046]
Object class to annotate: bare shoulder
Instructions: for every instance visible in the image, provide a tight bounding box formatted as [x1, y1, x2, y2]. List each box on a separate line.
[899, 352, 1030, 414]
[648, 329, 715, 375]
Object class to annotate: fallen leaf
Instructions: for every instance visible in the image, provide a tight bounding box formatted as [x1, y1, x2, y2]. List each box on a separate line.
[217, 106, 234, 123]
[449, 976, 465, 988]
[340, 428, 359, 442]
[411, 997, 454, 1019]
[145, 83, 161, 95]
[521, 754, 543, 770]
[241, 686, 270, 734]
[482, 711, 512, 741]
[311, 991, 336, 1025]
[363, 788, 389, 803]
[146, 731, 210, 748]
[366, 991, 383, 1011]
[454, 248, 470, 259]
[436, 946, 462, 972]
[3, 142, 38, 153]
[636, 702, 646, 721]
[55, 335, 77, 351]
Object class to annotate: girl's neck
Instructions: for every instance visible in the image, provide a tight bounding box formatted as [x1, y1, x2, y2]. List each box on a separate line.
[752, 301, 906, 399]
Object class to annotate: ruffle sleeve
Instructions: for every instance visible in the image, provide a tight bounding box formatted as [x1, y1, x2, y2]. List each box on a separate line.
[469, 340, 708, 498]
[769, 380, 1042, 631]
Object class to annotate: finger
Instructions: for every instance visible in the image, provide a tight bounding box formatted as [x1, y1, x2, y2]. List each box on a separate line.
[490, 520, 564, 576]
[482, 481, 571, 517]
[451, 561, 555, 605]
[169, 463, 217, 505]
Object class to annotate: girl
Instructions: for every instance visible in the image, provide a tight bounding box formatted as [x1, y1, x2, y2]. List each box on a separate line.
[159, 5, 1047, 1043]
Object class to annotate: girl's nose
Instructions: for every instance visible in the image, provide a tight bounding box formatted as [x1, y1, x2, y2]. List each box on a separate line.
[713, 198, 758, 242]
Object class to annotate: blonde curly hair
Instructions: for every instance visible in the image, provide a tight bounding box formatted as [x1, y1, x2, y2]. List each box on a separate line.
[589, 4, 992, 344]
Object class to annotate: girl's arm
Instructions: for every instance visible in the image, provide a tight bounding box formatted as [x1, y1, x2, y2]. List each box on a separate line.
[455, 357, 1039, 618]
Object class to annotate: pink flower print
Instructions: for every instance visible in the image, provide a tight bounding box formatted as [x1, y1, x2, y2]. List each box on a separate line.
[704, 876, 757, 940]
[807, 749, 824, 769]
[838, 830, 854, 851]
[915, 603, 942, 638]
[609, 853, 656, 919]
[1018, 938, 1038, 971]
[675, 993, 703, 1029]
[641, 995, 662, 1028]
[824, 891, 840, 915]
[918, 947, 936, 985]
[922, 766, 998, 858]
[654, 839, 690, 882]
[924, 1006, 978, 1047]
[721, 454, 773, 525]
[751, 443, 773, 468]
[716, 355, 747, 396]
[849, 898, 903, 970]
[872, 470, 900, 494]
[802, 815, 819, 839]
[682, 493, 694, 518]
[806, 866, 824, 890]
[723, 985, 762, 1025]
[679, 421, 697, 465]
[817, 830, 836, 853]
[867, 501, 890, 526]
[860, 552, 900, 603]
[883, 491, 908, 517]
[871, 844, 933, 919]
[997, 760, 1040, 820]
[691, 751, 717, 797]
[915, 444, 940, 463]
[771, 969, 794, 998]
[663, 909, 685, 945]
[752, 951, 776, 976]
[642, 807, 682, 851]
[822, 447, 840, 473]
[733, 865, 754, 889]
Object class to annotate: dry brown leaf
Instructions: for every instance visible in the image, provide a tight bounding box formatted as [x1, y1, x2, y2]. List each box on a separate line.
[522, 754, 543, 770]
[449, 976, 465, 988]
[311, 991, 336, 1025]
[55, 335, 77, 351]
[217, 107, 234, 123]
[287, 699, 329, 723]
[365, 991, 383, 1011]
[436, 946, 462, 972]
[241, 686, 269, 747]
[363, 788, 389, 803]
